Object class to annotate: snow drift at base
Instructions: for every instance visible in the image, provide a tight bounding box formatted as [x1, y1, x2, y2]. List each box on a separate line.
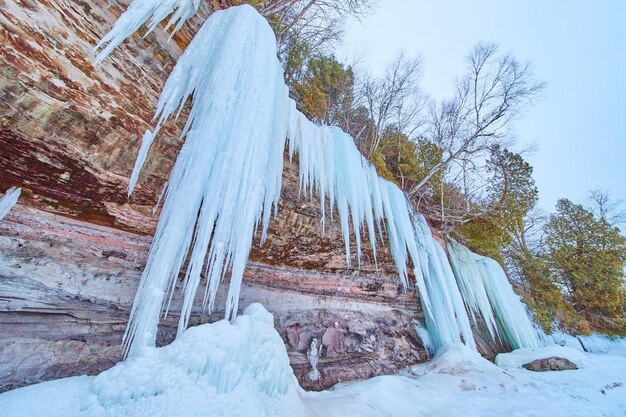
[2, 303, 626, 417]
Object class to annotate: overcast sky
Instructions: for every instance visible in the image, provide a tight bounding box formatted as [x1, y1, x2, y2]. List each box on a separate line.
[338, 0, 626, 214]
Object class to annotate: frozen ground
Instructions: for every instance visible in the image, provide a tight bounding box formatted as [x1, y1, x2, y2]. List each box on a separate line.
[1, 304, 625, 417]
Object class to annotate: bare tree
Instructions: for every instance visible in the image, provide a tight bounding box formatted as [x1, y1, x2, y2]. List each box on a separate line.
[361, 53, 425, 157]
[263, 0, 375, 56]
[586, 189, 626, 228]
[210, 1, 375, 57]
[409, 42, 545, 199]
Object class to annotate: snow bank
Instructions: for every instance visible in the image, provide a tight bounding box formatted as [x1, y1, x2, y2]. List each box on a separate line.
[408, 343, 503, 376]
[578, 334, 626, 355]
[3, 305, 626, 417]
[1, 304, 309, 417]
[0, 186, 21, 220]
[495, 344, 590, 369]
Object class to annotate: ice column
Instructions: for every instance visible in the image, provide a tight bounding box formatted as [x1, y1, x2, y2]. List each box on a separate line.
[120, 6, 290, 355]
[448, 242, 540, 349]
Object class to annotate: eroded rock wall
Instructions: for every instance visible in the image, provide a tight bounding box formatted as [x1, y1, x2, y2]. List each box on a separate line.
[0, 0, 502, 393]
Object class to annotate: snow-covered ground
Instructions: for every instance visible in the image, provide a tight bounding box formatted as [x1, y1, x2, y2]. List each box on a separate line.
[1, 304, 625, 417]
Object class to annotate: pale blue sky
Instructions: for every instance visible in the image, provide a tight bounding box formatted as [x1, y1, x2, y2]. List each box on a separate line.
[339, 0, 626, 213]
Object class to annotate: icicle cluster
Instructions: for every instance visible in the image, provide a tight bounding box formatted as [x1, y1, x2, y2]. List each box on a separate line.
[448, 242, 540, 349]
[288, 120, 476, 350]
[0, 187, 21, 220]
[120, 6, 290, 355]
[411, 216, 476, 350]
[448, 242, 499, 339]
[97, 4, 539, 355]
[94, 0, 200, 64]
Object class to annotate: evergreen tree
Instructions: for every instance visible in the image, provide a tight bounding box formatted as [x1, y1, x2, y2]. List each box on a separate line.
[544, 199, 626, 333]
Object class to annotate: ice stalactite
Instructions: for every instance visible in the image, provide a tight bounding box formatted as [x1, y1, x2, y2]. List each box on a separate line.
[410, 215, 476, 350]
[448, 242, 540, 349]
[0, 186, 21, 220]
[118, 6, 291, 356]
[95, 0, 200, 64]
[307, 338, 321, 381]
[287, 119, 477, 350]
[414, 322, 433, 359]
[448, 242, 499, 339]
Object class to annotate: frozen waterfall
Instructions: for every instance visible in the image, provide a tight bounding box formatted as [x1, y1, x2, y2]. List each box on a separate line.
[448, 242, 540, 349]
[96, 4, 538, 356]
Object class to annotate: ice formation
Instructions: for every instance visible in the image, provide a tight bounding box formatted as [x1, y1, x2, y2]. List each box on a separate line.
[120, 6, 291, 355]
[307, 338, 321, 381]
[577, 334, 626, 354]
[288, 123, 475, 350]
[448, 242, 540, 349]
[411, 216, 476, 350]
[94, 0, 200, 63]
[95, 4, 541, 356]
[414, 322, 433, 358]
[0, 187, 21, 220]
[448, 242, 498, 338]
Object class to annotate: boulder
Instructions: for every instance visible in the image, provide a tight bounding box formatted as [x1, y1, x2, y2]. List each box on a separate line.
[522, 357, 578, 372]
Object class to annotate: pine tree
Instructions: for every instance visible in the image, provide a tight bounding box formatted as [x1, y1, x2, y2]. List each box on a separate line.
[544, 199, 626, 334]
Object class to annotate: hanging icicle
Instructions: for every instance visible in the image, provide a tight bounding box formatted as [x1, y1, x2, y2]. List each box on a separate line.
[0, 187, 21, 220]
[448, 242, 540, 349]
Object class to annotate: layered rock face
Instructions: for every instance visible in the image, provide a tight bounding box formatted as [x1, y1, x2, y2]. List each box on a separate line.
[0, 0, 431, 392]
[0, 0, 503, 393]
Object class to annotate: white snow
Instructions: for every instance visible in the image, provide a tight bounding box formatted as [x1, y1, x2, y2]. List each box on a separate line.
[495, 344, 590, 369]
[448, 241, 540, 349]
[0, 187, 21, 220]
[3, 305, 626, 417]
[1, 304, 310, 417]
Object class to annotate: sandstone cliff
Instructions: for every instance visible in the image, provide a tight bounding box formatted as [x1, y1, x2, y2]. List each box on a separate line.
[0, 0, 502, 392]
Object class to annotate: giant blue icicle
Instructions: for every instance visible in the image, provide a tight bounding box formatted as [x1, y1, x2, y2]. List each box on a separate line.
[120, 6, 291, 355]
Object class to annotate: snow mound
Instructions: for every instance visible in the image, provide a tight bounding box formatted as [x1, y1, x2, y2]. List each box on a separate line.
[1, 304, 308, 417]
[495, 345, 590, 369]
[406, 343, 504, 377]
